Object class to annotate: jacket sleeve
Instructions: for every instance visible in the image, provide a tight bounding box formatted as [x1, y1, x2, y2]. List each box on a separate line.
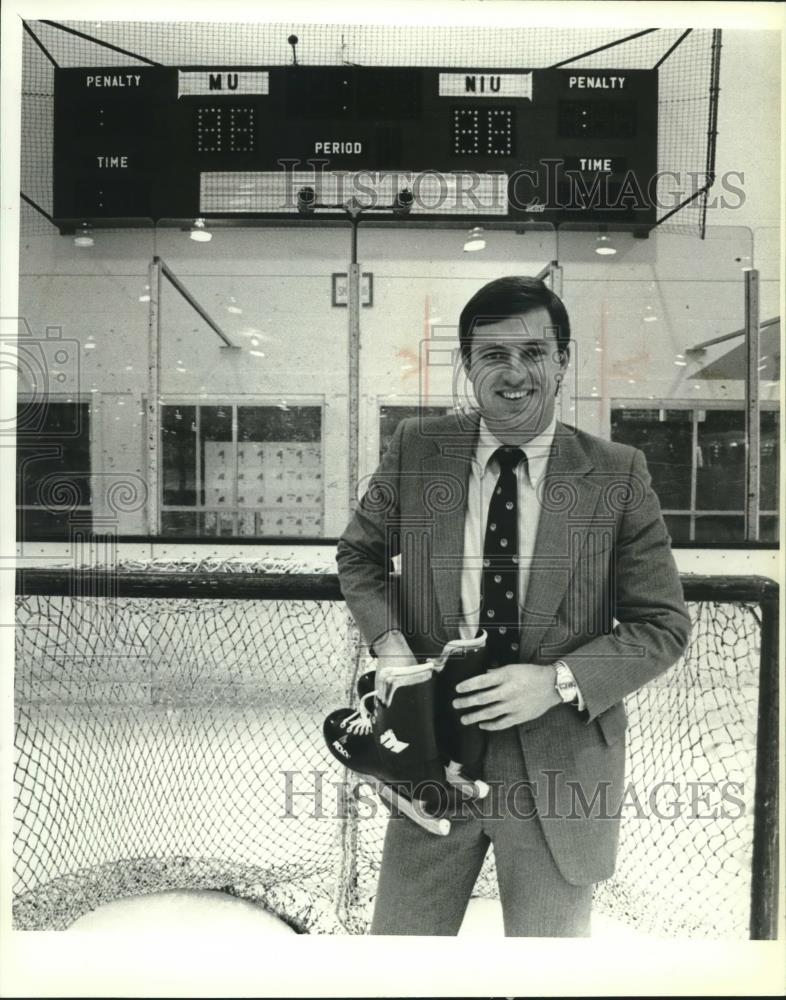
[562, 447, 692, 721]
[335, 418, 407, 651]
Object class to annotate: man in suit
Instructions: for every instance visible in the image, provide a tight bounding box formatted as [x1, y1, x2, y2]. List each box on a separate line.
[336, 276, 691, 936]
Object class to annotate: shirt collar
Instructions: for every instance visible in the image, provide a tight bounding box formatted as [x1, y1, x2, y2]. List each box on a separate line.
[475, 415, 557, 486]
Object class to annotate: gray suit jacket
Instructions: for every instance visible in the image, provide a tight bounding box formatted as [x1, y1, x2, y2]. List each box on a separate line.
[336, 411, 691, 884]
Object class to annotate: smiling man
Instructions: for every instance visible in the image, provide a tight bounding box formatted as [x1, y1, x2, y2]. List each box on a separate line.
[336, 275, 691, 937]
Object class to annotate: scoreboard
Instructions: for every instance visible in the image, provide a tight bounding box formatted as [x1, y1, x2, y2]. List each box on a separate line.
[53, 65, 658, 228]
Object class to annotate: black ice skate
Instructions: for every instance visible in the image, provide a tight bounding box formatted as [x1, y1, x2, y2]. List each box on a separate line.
[324, 661, 452, 836]
[324, 633, 489, 834]
[352, 634, 489, 800]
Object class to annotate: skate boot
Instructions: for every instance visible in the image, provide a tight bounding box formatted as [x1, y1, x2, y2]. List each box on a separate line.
[322, 669, 377, 754]
[356, 670, 376, 700]
[322, 669, 380, 776]
[348, 635, 490, 800]
[324, 660, 453, 836]
[372, 659, 464, 827]
[326, 668, 376, 745]
[433, 632, 489, 800]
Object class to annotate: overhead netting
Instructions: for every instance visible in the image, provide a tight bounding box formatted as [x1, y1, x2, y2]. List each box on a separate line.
[20, 20, 719, 235]
[13, 562, 774, 937]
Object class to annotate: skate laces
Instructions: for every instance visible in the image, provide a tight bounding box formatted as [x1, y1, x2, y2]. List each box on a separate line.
[341, 691, 377, 735]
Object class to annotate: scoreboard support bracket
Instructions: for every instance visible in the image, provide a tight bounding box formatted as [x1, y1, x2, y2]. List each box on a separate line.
[155, 256, 239, 350]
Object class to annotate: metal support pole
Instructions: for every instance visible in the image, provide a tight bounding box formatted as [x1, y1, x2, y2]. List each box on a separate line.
[146, 257, 162, 534]
[157, 256, 239, 349]
[700, 30, 723, 239]
[351, 219, 358, 271]
[688, 330, 741, 352]
[744, 268, 760, 541]
[534, 262, 551, 282]
[548, 260, 563, 298]
[548, 262, 566, 421]
[599, 297, 609, 436]
[750, 584, 780, 939]
[348, 236, 361, 514]
[685, 316, 778, 355]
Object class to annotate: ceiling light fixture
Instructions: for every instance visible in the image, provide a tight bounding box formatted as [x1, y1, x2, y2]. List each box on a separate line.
[73, 223, 94, 247]
[190, 218, 212, 242]
[594, 234, 616, 256]
[464, 227, 486, 252]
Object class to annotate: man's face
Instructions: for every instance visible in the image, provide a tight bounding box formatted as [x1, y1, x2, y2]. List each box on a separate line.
[465, 305, 568, 443]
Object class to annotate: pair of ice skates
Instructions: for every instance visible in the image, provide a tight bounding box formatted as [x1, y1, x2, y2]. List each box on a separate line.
[323, 631, 489, 836]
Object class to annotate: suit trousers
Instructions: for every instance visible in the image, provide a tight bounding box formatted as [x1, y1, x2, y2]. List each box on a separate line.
[370, 727, 593, 937]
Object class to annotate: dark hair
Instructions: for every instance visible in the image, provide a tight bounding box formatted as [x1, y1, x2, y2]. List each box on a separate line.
[458, 275, 571, 368]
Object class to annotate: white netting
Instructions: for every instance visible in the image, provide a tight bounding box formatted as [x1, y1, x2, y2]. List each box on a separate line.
[14, 570, 769, 937]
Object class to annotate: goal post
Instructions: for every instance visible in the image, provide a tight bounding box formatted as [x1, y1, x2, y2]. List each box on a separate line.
[13, 566, 779, 938]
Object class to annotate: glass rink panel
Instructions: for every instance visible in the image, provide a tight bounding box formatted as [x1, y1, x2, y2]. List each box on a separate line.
[16, 220, 779, 544]
[16, 223, 157, 539]
[555, 224, 778, 544]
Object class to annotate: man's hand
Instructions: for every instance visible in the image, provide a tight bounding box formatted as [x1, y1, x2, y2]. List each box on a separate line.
[452, 663, 561, 730]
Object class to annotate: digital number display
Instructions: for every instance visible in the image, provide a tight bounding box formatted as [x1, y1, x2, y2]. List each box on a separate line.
[195, 105, 256, 154]
[452, 106, 514, 156]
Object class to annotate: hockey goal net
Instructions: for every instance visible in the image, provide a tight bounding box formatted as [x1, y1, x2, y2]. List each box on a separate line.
[13, 560, 778, 938]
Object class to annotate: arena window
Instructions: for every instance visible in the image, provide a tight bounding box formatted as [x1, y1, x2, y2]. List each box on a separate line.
[160, 401, 324, 537]
[16, 399, 92, 539]
[611, 403, 780, 544]
[378, 403, 454, 461]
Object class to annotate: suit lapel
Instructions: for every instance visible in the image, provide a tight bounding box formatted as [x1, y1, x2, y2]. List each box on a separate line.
[422, 412, 479, 636]
[520, 425, 602, 660]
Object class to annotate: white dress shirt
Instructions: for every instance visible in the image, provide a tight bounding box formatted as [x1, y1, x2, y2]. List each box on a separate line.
[458, 415, 585, 709]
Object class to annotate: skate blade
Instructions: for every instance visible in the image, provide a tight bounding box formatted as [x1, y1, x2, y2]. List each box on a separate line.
[360, 775, 451, 836]
[444, 764, 490, 800]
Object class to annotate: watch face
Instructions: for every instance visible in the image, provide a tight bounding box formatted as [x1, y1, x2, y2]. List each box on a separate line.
[557, 681, 577, 701]
[555, 663, 576, 702]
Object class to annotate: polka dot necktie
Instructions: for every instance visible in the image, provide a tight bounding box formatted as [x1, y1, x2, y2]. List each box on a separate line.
[480, 446, 526, 668]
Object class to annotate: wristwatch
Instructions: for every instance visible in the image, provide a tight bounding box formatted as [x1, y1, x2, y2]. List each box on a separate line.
[553, 660, 579, 705]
